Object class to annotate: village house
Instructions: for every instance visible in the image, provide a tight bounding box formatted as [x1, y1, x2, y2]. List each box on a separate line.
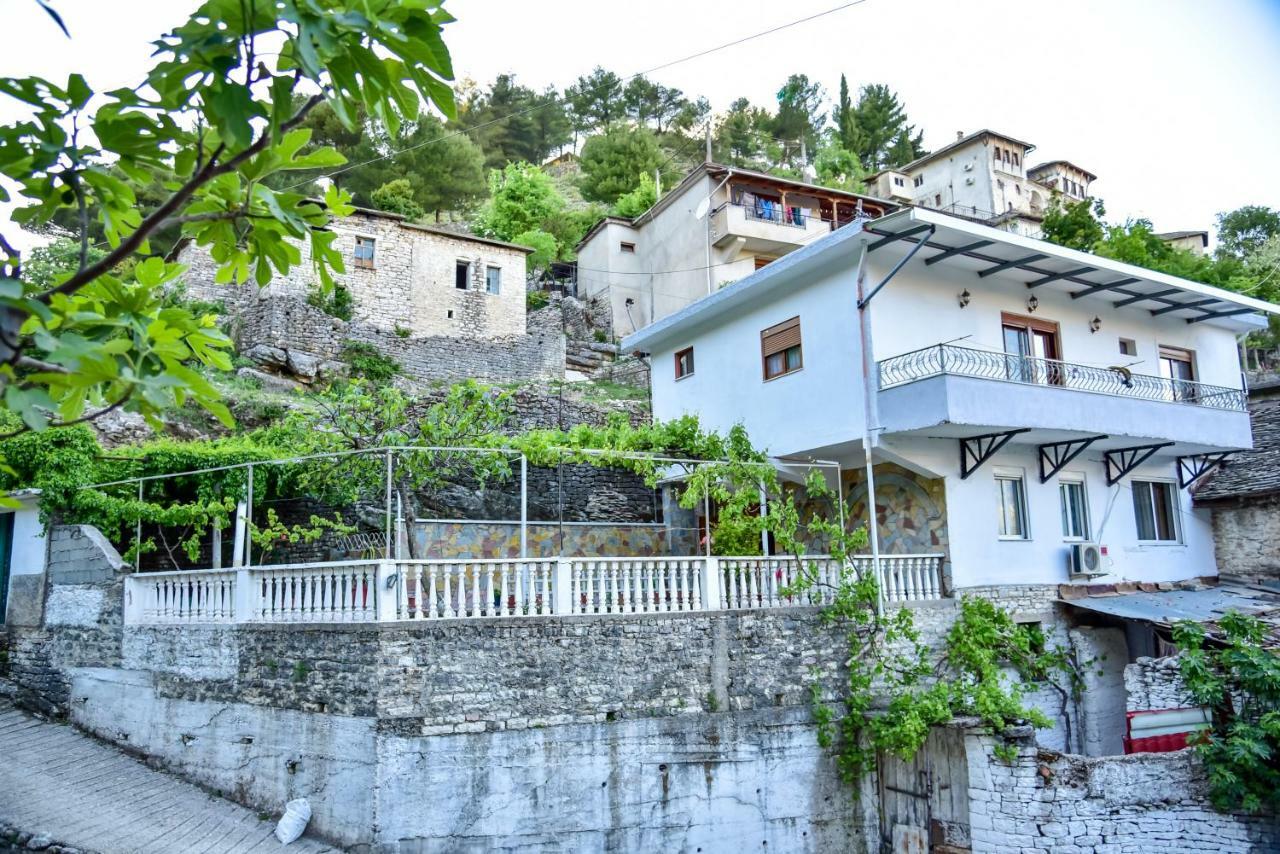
[622, 205, 1278, 594]
[575, 162, 898, 337]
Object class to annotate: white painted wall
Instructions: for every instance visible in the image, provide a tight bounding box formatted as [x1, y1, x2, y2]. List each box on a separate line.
[7, 501, 46, 577]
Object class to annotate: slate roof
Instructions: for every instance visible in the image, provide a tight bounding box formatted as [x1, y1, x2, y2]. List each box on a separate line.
[1195, 387, 1280, 501]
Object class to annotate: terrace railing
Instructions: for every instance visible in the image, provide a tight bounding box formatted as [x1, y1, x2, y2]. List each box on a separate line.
[877, 344, 1247, 412]
[123, 554, 947, 625]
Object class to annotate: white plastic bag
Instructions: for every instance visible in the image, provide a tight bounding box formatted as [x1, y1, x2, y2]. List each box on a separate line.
[275, 798, 312, 844]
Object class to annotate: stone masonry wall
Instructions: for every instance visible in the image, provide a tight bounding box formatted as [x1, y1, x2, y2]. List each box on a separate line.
[1125, 655, 1194, 712]
[178, 210, 529, 338]
[1208, 496, 1280, 582]
[964, 727, 1279, 852]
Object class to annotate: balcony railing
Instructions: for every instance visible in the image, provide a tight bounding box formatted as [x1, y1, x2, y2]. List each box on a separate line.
[739, 200, 811, 228]
[878, 344, 1247, 412]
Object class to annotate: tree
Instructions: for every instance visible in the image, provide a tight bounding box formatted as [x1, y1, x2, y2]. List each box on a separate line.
[1040, 197, 1107, 252]
[1216, 206, 1280, 261]
[848, 83, 925, 170]
[831, 74, 862, 156]
[713, 98, 776, 167]
[566, 67, 623, 139]
[772, 74, 825, 164]
[20, 237, 106, 290]
[612, 171, 658, 218]
[512, 229, 558, 274]
[0, 0, 458, 438]
[474, 162, 565, 245]
[813, 143, 867, 193]
[579, 127, 665, 204]
[458, 75, 570, 168]
[370, 179, 425, 222]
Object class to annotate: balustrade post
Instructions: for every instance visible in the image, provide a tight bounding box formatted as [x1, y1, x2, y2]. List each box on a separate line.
[232, 567, 253, 623]
[700, 557, 722, 611]
[553, 558, 573, 615]
[375, 561, 399, 621]
[123, 576, 141, 625]
[937, 343, 947, 374]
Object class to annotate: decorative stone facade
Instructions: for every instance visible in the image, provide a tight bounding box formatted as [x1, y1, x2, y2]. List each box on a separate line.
[178, 209, 531, 339]
[411, 521, 673, 559]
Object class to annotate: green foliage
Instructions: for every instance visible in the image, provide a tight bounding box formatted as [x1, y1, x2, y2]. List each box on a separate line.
[813, 143, 868, 193]
[525, 289, 551, 311]
[339, 342, 399, 384]
[393, 324, 411, 339]
[513, 229, 558, 273]
[565, 67, 624, 136]
[19, 237, 107, 289]
[1215, 206, 1280, 262]
[1173, 613, 1280, 813]
[307, 283, 354, 322]
[612, 172, 659, 218]
[1040, 197, 1107, 251]
[834, 82, 925, 170]
[251, 508, 355, 563]
[370, 179, 425, 221]
[713, 98, 779, 168]
[475, 162, 565, 244]
[579, 128, 666, 205]
[0, 0, 458, 439]
[457, 74, 571, 169]
[772, 74, 825, 164]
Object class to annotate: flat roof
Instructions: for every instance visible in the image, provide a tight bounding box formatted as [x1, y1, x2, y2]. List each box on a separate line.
[623, 207, 1280, 353]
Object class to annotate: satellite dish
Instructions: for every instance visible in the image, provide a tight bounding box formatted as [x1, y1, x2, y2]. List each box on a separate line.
[694, 198, 710, 220]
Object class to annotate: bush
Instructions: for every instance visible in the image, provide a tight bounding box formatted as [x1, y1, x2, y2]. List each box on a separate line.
[526, 290, 550, 311]
[307, 283, 354, 321]
[340, 341, 399, 383]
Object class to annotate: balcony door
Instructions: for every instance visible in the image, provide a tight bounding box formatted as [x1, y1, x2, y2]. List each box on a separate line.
[1158, 346, 1196, 402]
[1002, 313, 1062, 385]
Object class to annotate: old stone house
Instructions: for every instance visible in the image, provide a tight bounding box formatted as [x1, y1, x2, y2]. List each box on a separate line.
[1194, 378, 1280, 581]
[178, 207, 532, 339]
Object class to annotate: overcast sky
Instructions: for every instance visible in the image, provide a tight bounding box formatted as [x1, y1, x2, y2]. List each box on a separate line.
[3, 0, 1278, 249]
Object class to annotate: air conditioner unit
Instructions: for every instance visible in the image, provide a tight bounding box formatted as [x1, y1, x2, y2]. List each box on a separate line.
[1068, 543, 1107, 579]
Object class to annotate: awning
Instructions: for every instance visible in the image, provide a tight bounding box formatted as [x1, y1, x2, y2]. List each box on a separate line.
[1060, 581, 1280, 645]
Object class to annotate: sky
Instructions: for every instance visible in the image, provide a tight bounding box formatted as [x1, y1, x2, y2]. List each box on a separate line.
[2, 0, 1279, 250]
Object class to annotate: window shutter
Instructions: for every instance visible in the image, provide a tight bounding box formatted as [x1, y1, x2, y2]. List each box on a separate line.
[761, 317, 801, 358]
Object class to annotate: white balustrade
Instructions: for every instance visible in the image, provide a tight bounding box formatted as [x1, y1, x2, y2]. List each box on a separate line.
[122, 553, 945, 625]
[125, 570, 237, 624]
[569, 558, 705, 614]
[250, 562, 378, 622]
[396, 559, 556, 620]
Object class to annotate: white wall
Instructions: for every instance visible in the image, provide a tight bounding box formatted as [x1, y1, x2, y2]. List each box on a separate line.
[7, 502, 46, 577]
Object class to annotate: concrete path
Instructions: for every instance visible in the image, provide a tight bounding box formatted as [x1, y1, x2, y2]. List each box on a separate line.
[0, 703, 342, 854]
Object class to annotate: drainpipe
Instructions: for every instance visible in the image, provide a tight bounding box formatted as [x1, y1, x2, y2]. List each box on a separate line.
[702, 172, 734, 295]
[852, 243, 884, 615]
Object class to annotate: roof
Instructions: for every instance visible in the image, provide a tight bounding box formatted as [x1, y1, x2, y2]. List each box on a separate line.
[1157, 230, 1210, 248]
[341, 207, 533, 253]
[577, 161, 898, 250]
[1060, 579, 1280, 646]
[899, 129, 1037, 173]
[1029, 160, 1098, 182]
[1194, 394, 1280, 501]
[623, 206, 1280, 353]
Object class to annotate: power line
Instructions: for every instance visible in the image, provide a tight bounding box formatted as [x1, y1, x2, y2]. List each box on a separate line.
[285, 1, 872, 190]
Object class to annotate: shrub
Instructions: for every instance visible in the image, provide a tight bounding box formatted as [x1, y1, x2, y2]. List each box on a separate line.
[307, 283, 354, 321]
[340, 341, 399, 383]
[526, 290, 550, 311]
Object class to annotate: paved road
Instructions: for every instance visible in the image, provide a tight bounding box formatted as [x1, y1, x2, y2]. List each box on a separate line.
[0, 704, 342, 854]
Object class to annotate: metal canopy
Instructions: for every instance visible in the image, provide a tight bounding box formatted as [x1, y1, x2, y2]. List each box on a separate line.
[1105, 442, 1175, 486]
[860, 210, 1280, 328]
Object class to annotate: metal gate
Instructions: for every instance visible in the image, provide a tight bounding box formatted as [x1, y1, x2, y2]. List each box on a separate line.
[877, 727, 971, 853]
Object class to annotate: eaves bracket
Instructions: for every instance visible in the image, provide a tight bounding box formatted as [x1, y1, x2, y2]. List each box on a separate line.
[1104, 442, 1174, 486]
[1038, 435, 1108, 483]
[960, 429, 1031, 479]
[1177, 453, 1233, 489]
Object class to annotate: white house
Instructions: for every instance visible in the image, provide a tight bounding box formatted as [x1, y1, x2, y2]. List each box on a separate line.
[622, 207, 1280, 592]
[576, 162, 896, 337]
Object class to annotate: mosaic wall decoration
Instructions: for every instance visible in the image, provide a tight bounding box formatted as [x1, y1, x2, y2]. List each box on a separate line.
[412, 521, 684, 559]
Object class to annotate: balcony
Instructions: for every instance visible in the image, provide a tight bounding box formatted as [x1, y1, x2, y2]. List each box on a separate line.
[876, 344, 1252, 451]
[709, 202, 833, 254]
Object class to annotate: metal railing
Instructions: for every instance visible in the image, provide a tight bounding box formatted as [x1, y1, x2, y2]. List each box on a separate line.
[123, 554, 947, 625]
[877, 344, 1247, 412]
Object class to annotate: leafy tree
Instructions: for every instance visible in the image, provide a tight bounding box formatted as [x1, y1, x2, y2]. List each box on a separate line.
[1216, 206, 1280, 262]
[1040, 197, 1107, 251]
[579, 127, 666, 204]
[847, 83, 925, 170]
[713, 98, 777, 167]
[813, 143, 867, 193]
[370, 179, 425, 221]
[458, 74, 570, 168]
[0, 0, 458, 438]
[1173, 613, 1280, 813]
[512, 229, 558, 274]
[474, 161, 565, 245]
[772, 74, 825, 164]
[19, 237, 106, 290]
[612, 172, 659, 218]
[566, 67, 623, 138]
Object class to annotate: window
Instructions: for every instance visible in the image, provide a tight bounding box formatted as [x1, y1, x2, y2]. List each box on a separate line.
[1002, 312, 1062, 385]
[913, 175, 924, 187]
[996, 474, 1029, 539]
[354, 236, 376, 269]
[993, 147, 1002, 164]
[761, 316, 802, 380]
[1133, 480, 1179, 542]
[1158, 345, 1196, 401]
[485, 265, 501, 294]
[674, 347, 694, 380]
[893, 176, 905, 187]
[1059, 478, 1090, 540]
[455, 260, 470, 290]
[1119, 338, 1137, 356]
[620, 241, 636, 253]
[1015, 184, 1022, 195]
[1013, 152, 1020, 167]
[934, 194, 942, 207]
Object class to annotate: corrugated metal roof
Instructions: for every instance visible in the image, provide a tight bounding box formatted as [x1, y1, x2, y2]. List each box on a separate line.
[1061, 582, 1280, 645]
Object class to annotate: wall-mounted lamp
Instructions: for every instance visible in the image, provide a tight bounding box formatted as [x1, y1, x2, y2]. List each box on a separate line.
[1026, 294, 1040, 313]
[1089, 316, 1102, 333]
[958, 289, 971, 309]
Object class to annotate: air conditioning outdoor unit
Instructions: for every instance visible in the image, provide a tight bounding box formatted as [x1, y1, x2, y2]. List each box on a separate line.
[1068, 543, 1107, 579]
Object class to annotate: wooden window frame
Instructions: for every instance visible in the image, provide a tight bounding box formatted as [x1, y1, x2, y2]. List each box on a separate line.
[485, 265, 501, 295]
[761, 316, 803, 381]
[674, 347, 694, 381]
[353, 236, 376, 270]
[455, 260, 470, 290]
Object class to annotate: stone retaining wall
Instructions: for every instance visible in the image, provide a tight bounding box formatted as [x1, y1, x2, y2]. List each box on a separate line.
[1125, 655, 1194, 712]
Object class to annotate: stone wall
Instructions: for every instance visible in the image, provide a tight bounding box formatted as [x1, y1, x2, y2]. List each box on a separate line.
[1125, 655, 1194, 712]
[1207, 495, 1280, 582]
[964, 728, 1279, 852]
[178, 210, 530, 338]
[233, 294, 564, 385]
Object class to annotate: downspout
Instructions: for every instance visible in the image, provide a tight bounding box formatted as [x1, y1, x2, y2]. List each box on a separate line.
[855, 223, 936, 615]
[704, 171, 734, 296]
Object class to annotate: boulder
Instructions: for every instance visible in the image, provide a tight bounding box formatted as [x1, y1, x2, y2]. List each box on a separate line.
[243, 343, 288, 369]
[92, 407, 152, 448]
[236, 367, 302, 394]
[286, 349, 321, 381]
